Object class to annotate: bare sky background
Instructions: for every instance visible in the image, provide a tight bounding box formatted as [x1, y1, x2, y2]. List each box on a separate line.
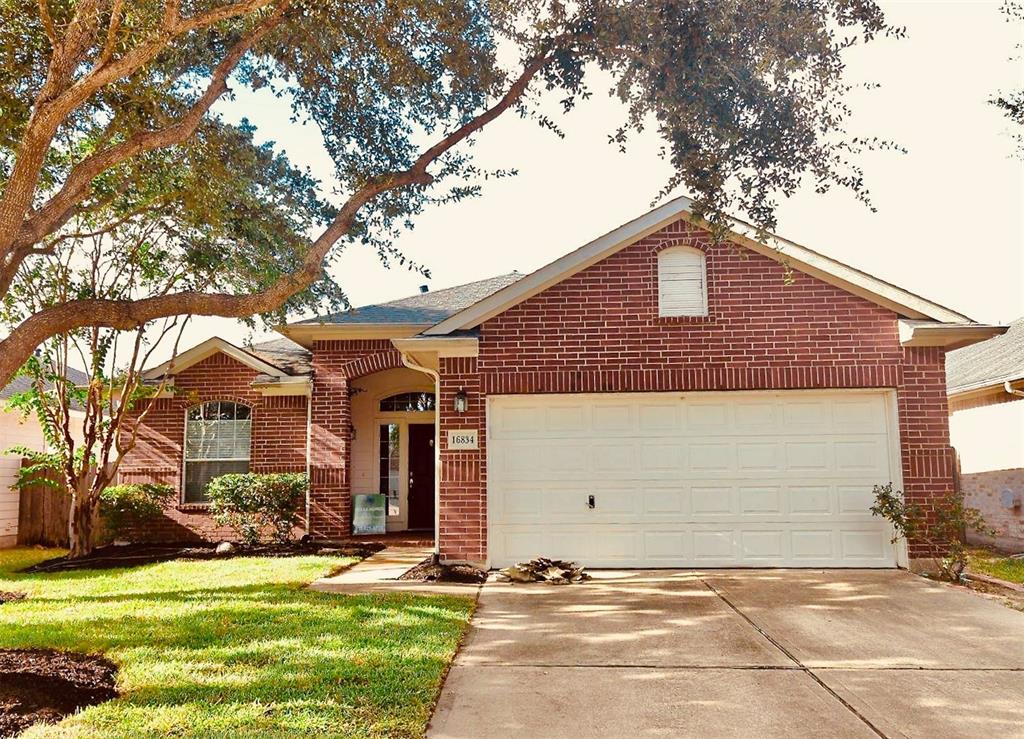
[186, 0, 1023, 354]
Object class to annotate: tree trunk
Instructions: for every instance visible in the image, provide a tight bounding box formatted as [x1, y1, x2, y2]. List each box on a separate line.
[67, 482, 99, 559]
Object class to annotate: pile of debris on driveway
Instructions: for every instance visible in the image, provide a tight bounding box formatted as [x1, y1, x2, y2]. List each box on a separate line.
[497, 557, 592, 585]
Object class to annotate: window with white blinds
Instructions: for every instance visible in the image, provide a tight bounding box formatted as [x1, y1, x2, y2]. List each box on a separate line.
[658, 246, 707, 317]
[183, 401, 252, 503]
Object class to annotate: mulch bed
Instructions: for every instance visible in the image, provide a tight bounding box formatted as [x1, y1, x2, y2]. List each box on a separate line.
[23, 541, 386, 574]
[0, 649, 117, 738]
[397, 557, 488, 584]
[0, 593, 25, 606]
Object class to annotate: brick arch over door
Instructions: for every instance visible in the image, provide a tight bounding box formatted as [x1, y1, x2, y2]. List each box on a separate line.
[341, 350, 405, 380]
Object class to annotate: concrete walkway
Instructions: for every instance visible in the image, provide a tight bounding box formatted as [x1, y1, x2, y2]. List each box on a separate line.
[428, 569, 1024, 738]
[310, 546, 481, 596]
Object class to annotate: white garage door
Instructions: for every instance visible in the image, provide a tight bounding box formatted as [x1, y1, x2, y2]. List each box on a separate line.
[487, 391, 899, 568]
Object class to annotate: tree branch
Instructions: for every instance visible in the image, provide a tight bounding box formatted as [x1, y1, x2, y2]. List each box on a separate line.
[0, 49, 555, 387]
[10, 2, 289, 253]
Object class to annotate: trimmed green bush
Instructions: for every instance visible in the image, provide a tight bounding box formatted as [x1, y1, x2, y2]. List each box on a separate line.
[99, 483, 175, 542]
[206, 473, 307, 545]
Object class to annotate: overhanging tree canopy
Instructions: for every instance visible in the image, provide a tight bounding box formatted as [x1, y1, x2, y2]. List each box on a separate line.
[0, 0, 900, 385]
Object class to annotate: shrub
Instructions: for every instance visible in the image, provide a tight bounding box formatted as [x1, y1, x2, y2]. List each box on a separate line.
[206, 473, 307, 545]
[871, 482, 994, 581]
[99, 483, 175, 542]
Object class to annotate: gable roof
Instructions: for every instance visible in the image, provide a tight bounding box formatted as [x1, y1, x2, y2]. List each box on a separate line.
[142, 336, 303, 381]
[423, 196, 976, 336]
[947, 317, 1024, 396]
[295, 273, 523, 326]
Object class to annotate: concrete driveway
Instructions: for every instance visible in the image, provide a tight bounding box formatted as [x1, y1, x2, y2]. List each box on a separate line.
[428, 569, 1024, 738]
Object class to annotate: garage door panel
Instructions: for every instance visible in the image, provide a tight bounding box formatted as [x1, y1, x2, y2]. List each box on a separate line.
[488, 391, 898, 568]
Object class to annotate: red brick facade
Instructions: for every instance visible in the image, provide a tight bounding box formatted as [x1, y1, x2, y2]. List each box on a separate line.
[439, 220, 954, 562]
[119, 353, 307, 541]
[124, 218, 956, 562]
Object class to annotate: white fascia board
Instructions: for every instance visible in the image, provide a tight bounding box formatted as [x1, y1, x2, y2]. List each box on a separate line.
[142, 336, 288, 381]
[251, 375, 312, 397]
[276, 323, 432, 348]
[391, 336, 479, 358]
[898, 320, 1007, 349]
[424, 196, 976, 334]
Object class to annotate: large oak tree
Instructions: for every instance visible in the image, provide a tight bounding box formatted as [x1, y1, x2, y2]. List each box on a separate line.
[0, 0, 900, 386]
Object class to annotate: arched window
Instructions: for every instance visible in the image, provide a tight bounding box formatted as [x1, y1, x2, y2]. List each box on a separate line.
[379, 392, 436, 412]
[658, 246, 708, 317]
[183, 401, 251, 503]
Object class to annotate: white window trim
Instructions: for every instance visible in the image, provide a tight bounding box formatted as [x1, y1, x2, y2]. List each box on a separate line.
[181, 402, 253, 505]
[657, 245, 708, 317]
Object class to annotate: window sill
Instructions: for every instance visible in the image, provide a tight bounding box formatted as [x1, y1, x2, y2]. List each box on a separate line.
[654, 314, 715, 325]
[176, 503, 211, 512]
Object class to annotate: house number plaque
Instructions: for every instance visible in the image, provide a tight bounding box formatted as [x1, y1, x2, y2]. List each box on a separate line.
[447, 429, 479, 450]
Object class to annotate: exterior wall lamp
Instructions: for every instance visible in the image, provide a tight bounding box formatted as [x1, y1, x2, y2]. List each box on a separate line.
[453, 388, 469, 414]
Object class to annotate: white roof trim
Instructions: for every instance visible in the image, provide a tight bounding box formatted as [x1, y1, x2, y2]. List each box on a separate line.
[391, 336, 479, 358]
[898, 320, 1007, 349]
[424, 196, 974, 335]
[277, 322, 431, 348]
[142, 337, 290, 381]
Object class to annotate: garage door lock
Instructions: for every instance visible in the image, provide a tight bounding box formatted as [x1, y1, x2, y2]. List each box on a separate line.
[587, 495, 595, 509]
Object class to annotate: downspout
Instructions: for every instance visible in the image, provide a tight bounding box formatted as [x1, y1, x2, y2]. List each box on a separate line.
[1005, 381, 1024, 399]
[399, 351, 441, 560]
[304, 379, 313, 537]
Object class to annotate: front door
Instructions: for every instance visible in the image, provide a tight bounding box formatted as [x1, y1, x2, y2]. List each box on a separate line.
[407, 423, 435, 530]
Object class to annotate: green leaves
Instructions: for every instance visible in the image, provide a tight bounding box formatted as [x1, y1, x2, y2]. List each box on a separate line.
[871, 482, 994, 581]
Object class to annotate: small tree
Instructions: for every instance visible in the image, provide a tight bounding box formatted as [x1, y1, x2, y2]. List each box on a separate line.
[871, 482, 994, 581]
[4, 220, 190, 558]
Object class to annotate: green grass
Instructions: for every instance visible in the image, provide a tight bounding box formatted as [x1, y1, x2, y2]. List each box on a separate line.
[968, 547, 1024, 584]
[0, 548, 475, 738]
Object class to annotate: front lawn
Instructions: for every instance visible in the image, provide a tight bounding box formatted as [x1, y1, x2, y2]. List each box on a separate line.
[968, 547, 1024, 585]
[0, 548, 474, 738]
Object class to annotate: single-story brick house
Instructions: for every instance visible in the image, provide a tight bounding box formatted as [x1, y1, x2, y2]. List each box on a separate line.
[123, 197, 1006, 568]
[947, 318, 1024, 551]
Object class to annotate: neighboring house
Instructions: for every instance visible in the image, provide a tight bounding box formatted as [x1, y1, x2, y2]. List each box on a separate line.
[0, 369, 88, 547]
[122, 197, 1005, 569]
[947, 318, 1024, 551]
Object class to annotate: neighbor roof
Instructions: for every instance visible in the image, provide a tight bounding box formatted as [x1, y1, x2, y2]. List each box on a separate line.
[946, 318, 1024, 396]
[1, 365, 90, 411]
[424, 196, 977, 335]
[295, 273, 524, 326]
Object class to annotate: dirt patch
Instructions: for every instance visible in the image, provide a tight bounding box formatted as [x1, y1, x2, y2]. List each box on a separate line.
[0, 649, 117, 737]
[398, 557, 488, 584]
[0, 592, 25, 606]
[960, 577, 1024, 613]
[23, 541, 386, 573]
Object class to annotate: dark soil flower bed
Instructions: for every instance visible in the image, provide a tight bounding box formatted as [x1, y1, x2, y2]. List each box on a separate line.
[23, 540, 386, 574]
[0, 592, 25, 606]
[0, 649, 117, 738]
[397, 557, 488, 584]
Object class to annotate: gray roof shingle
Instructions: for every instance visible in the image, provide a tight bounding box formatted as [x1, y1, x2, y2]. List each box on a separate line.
[295, 272, 523, 326]
[246, 337, 312, 375]
[946, 317, 1024, 394]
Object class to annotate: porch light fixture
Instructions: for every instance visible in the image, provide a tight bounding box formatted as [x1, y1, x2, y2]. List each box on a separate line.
[453, 388, 469, 414]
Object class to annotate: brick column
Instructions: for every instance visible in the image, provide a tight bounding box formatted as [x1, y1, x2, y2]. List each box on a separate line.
[897, 345, 957, 561]
[309, 347, 352, 540]
[438, 356, 486, 564]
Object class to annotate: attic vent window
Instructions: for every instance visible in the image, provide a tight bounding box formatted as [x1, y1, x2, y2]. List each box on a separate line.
[379, 392, 436, 412]
[658, 246, 707, 317]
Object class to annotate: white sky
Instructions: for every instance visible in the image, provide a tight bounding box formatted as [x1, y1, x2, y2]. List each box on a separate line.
[181, 0, 1023, 352]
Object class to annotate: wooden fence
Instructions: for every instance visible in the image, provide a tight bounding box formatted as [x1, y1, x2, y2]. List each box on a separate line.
[16, 461, 70, 547]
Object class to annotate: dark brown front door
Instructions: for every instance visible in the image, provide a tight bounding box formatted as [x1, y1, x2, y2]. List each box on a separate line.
[407, 423, 435, 531]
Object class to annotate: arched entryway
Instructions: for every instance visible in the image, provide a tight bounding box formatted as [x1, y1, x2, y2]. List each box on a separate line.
[349, 368, 437, 533]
